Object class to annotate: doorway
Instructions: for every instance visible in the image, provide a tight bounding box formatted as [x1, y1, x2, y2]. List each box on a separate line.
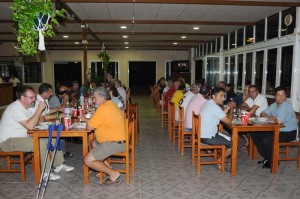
[129, 61, 156, 95]
[54, 61, 82, 89]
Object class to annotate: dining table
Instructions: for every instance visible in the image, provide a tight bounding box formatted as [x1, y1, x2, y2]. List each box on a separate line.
[220, 118, 284, 176]
[28, 120, 93, 185]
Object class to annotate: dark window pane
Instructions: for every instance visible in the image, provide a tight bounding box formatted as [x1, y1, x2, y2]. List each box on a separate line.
[199, 45, 202, 56]
[255, 19, 265, 43]
[195, 60, 203, 83]
[24, 62, 42, 83]
[255, 51, 264, 90]
[237, 28, 244, 47]
[229, 31, 236, 49]
[237, 54, 243, 90]
[217, 37, 221, 52]
[206, 57, 220, 87]
[267, 13, 279, 40]
[266, 49, 277, 95]
[207, 43, 211, 55]
[281, 46, 293, 97]
[203, 43, 207, 55]
[224, 57, 229, 81]
[211, 41, 215, 54]
[223, 34, 228, 51]
[245, 25, 254, 45]
[229, 56, 235, 84]
[281, 7, 296, 36]
[246, 53, 253, 85]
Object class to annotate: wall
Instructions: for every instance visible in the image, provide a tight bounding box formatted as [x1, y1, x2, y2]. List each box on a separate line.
[44, 50, 189, 88]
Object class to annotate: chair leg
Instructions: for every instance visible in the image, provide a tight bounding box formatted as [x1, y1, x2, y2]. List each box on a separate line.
[20, 153, 26, 182]
[298, 145, 300, 168]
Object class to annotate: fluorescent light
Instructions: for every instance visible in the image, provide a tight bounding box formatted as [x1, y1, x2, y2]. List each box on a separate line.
[123, 35, 128, 38]
[193, 27, 199, 30]
[63, 35, 69, 38]
[125, 46, 129, 49]
[173, 42, 178, 45]
[74, 42, 80, 45]
[121, 26, 127, 29]
[181, 36, 186, 39]
[124, 42, 129, 44]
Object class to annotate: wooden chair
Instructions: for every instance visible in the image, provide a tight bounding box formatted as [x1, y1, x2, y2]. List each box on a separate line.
[191, 112, 225, 174]
[130, 103, 139, 144]
[161, 93, 168, 128]
[278, 112, 300, 168]
[0, 151, 34, 182]
[99, 115, 135, 184]
[178, 106, 192, 156]
[168, 101, 179, 144]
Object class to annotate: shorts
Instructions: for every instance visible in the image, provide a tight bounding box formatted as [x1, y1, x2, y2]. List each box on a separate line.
[201, 132, 231, 148]
[90, 141, 126, 161]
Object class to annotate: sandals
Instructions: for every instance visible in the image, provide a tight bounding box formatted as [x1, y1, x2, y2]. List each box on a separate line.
[102, 176, 121, 186]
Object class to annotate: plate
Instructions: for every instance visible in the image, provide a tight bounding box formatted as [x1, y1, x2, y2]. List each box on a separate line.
[256, 117, 268, 122]
[39, 122, 54, 125]
[249, 117, 256, 121]
[35, 125, 49, 130]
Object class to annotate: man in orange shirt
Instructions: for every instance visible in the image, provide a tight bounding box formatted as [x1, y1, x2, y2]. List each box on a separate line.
[79, 87, 125, 185]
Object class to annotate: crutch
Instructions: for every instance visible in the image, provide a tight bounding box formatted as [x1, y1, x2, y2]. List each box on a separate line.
[36, 124, 64, 199]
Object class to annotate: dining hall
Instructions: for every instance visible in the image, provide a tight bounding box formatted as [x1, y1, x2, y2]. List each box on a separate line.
[1, 1, 300, 198]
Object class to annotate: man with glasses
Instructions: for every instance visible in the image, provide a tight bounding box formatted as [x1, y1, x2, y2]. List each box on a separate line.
[48, 84, 69, 110]
[0, 86, 74, 181]
[251, 86, 297, 168]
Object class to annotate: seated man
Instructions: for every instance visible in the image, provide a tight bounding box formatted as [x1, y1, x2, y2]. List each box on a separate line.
[79, 87, 126, 185]
[242, 85, 268, 117]
[0, 86, 74, 180]
[199, 87, 235, 170]
[252, 86, 297, 168]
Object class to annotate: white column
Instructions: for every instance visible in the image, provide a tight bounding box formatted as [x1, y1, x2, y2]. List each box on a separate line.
[190, 48, 195, 84]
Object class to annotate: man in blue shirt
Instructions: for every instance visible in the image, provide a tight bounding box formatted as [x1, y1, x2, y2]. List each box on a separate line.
[252, 86, 297, 168]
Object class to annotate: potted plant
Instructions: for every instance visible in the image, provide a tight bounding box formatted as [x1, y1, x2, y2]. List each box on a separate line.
[11, 0, 66, 55]
[97, 50, 110, 71]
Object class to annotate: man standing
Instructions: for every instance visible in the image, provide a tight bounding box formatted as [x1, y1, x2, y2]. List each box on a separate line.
[243, 85, 268, 116]
[199, 87, 235, 169]
[0, 86, 74, 180]
[9, 74, 21, 100]
[79, 88, 125, 185]
[252, 86, 297, 168]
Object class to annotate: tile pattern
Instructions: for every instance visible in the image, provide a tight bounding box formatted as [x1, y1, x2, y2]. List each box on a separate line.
[1, 95, 300, 199]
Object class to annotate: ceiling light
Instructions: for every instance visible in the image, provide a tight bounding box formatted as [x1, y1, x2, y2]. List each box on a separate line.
[124, 42, 129, 44]
[123, 35, 128, 38]
[74, 42, 80, 45]
[181, 36, 186, 39]
[193, 27, 199, 30]
[63, 35, 69, 38]
[232, 43, 236, 46]
[121, 26, 127, 29]
[173, 42, 178, 45]
[125, 46, 129, 49]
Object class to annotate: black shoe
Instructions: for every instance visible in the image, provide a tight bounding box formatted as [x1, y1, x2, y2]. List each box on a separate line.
[262, 160, 271, 168]
[64, 151, 73, 158]
[257, 159, 267, 164]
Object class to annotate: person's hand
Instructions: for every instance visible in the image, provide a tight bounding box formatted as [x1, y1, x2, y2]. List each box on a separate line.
[78, 115, 88, 122]
[228, 101, 236, 110]
[37, 101, 46, 111]
[268, 116, 277, 122]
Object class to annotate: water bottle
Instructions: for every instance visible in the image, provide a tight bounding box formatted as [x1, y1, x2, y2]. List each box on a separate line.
[79, 92, 84, 107]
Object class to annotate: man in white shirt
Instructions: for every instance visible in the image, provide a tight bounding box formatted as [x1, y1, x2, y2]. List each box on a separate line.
[115, 79, 126, 107]
[243, 85, 268, 116]
[0, 86, 74, 180]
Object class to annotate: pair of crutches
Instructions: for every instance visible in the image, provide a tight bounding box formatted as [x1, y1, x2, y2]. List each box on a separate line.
[36, 124, 64, 199]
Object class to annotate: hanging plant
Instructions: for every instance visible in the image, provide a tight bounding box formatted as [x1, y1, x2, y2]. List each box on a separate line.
[97, 51, 110, 71]
[11, 0, 66, 55]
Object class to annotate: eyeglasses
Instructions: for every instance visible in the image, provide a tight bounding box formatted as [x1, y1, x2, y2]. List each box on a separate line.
[23, 95, 36, 100]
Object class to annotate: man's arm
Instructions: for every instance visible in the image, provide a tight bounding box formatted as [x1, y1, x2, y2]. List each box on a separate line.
[20, 102, 46, 130]
[221, 101, 235, 124]
[248, 105, 260, 116]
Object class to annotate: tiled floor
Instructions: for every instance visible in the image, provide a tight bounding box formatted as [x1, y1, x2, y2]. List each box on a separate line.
[1, 95, 300, 198]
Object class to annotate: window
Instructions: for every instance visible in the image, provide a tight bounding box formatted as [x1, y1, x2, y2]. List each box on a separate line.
[211, 41, 215, 54]
[24, 62, 42, 83]
[255, 19, 265, 43]
[207, 43, 211, 55]
[223, 34, 228, 51]
[281, 7, 296, 36]
[267, 13, 279, 40]
[229, 56, 235, 85]
[195, 60, 203, 83]
[203, 43, 207, 55]
[224, 57, 229, 81]
[255, 51, 264, 91]
[281, 46, 293, 97]
[237, 54, 243, 90]
[229, 31, 236, 49]
[245, 53, 253, 85]
[245, 25, 254, 45]
[206, 57, 220, 87]
[216, 37, 221, 52]
[91, 61, 119, 81]
[266, 49, 277, 95]
[237, 28, 244, 47]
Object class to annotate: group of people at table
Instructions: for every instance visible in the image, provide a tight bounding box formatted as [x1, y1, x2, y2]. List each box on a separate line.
[0, 73, 129, 185]
[153, 78, 297, 170]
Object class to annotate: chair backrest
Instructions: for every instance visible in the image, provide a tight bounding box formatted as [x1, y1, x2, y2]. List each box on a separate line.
[125, 114, 135, 152]
[295, 112, 300, 139]
[179, 106, 184, 131]
[192, 111, 201, 144]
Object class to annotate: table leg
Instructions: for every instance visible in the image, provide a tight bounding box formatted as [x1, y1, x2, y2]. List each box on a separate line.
[33, 135, 41, 185]
[231, 128, 238, 176]
[271, 127, 280, 174]
[82, 134, 89, 185]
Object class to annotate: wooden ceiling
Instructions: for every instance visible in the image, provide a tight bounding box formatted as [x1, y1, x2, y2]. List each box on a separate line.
[0, 0, 300, 51]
